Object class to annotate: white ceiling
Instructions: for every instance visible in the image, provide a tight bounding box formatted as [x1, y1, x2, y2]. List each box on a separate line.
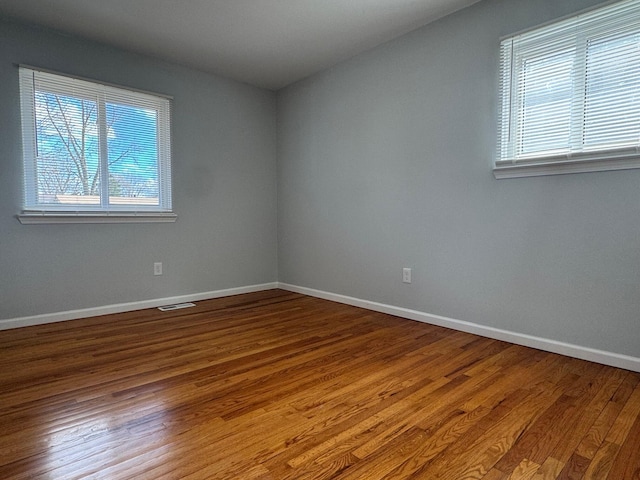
[0, 0, 480, 90]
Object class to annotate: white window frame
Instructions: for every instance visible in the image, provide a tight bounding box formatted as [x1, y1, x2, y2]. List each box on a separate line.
[494, 0, 640, 179]
[18, 66, 176, 223]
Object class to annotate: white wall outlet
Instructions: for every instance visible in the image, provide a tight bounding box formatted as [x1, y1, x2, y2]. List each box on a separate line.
[402, 267, 412, 284]
[154, 262, 163, 276]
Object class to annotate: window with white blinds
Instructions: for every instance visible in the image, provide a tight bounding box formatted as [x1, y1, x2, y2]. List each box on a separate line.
[495, 0, 640, 178]
[18, 67, 174, 222]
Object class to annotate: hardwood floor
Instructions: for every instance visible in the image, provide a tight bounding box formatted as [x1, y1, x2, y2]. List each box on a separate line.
[0, 290, 638, 479]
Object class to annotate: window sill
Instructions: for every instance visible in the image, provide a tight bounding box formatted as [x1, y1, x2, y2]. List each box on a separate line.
[493, 154, 640, 179]
[17, 212, 178, 224]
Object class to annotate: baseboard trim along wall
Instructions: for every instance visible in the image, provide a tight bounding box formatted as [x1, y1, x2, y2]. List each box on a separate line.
[278, 283, 640, 373]
[3, 281, 638, 373]
[0, 283, 278, 331]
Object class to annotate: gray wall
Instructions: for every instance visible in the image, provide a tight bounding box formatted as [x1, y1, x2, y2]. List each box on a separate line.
[277, 0, 640, 358]
[2, 0, 639, 360]
[0, 19, 278, 319]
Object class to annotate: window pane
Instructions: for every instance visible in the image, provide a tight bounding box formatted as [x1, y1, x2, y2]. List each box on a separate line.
[584, 33, 640, 150]
[106, 103, 159, 206]
[519, 49, 574, 157]
[20, 67, 172, 213]
[34, 92, 100, 205]
[496, 0, 640, 177]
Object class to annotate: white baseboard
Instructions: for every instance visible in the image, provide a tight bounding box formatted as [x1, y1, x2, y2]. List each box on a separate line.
[4, 281, 638, 373]
[0, 282, 278, 331]
[278, 283, 640, 373]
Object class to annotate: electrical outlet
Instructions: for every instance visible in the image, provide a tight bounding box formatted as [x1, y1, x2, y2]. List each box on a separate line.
[402, 267, 412, 284]
[154, 262, 163, 276]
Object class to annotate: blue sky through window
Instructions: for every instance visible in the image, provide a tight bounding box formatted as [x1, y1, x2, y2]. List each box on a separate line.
[107, 102, 159, 202]
[35, 92, 159, 205]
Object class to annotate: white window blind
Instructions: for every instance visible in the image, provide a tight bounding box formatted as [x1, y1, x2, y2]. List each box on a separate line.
[19, 67, 173, 219]
[495, 0, 640, 178]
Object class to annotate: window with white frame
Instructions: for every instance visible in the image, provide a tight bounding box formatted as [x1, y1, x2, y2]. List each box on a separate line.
[495, 0, 640, 178]
[18, 67, 174, 222]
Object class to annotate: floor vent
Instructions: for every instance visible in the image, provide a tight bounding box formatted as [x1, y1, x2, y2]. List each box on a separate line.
[158, 302, 196, 312]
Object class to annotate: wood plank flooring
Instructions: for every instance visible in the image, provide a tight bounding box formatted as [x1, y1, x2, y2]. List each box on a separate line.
[0, 289, 638, 479]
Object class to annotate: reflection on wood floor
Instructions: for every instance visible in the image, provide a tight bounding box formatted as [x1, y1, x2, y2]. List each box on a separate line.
[1, 289, 639, 479]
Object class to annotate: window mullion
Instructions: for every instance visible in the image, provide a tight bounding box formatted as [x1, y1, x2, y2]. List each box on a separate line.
[570, 32, 588, 157]
[97, 93, 110, 210]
